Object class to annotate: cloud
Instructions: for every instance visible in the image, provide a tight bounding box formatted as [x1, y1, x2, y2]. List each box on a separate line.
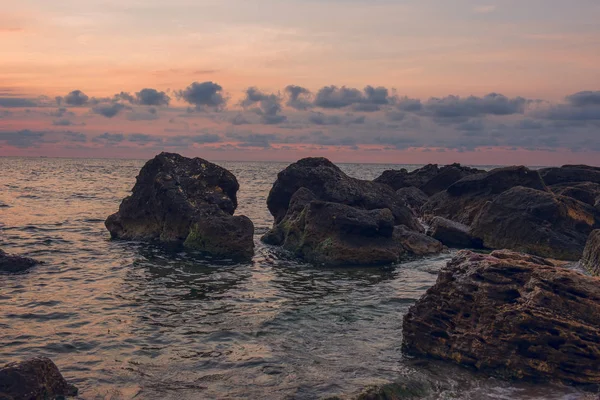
[425, 93, 527, 120]
[162, 134, 221, 147]
[240, 87, 287, 124]
[457, 119, 485, 131]
[227, 132, 278, 148]
[314, 85, 390, 111]
[231, 113, 250, 125]
[309, 112, 341, 125]
[63, 132, 87, 143]
[52, 119, 74, 126]
[93, 132, 125, 144]
[0, 130, 46, 148]
[126, 109, 160, 121]
[566, 91, 600, 107]
[135, 88, 170, 106]
[0, 98, 38, 107]
[92, 103, 126, 118]
[393, 96, 423, 112]
[62, 90, 89, 106]
[176, 81, 227, 110]
[285, 85, 312, 110]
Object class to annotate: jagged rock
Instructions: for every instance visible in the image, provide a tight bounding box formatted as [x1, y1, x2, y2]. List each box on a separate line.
[266, 158, 421, 232]
[375, 163, 483, 196]
[395, 187, 429, 213]
[582, 230, 600, 275]
[539, 165, 600, 186]
[0, 250, 39, 273]
[428, 217, 482, 249]
[422, 166, 546, 225]
[470, 186, 600, 260]
[549, 182, 600, 206]
[105, 152, 254, 260]
[403, 250, 600, 385]
[0, 357, 78, 399]
[393, 225, 444, 256]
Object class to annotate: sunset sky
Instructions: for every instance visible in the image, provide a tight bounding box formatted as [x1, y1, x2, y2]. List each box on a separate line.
[1, 0, 599, 165]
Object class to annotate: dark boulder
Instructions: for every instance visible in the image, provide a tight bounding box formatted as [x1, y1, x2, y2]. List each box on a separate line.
[403, 250, 600, 385]
[549, 182, 600, 207]
[582, 230, 600, 276]
[470, 186, 600, 260]
[0, 250, 39, 273]
[395, 187, 429, 213]
[375, 163, 483, 196]
[393, 225, 444, 257]
[105, 152, 254, 260]
[266, 157, 421, 232]
[539, 165, 600, 186]
[427, 217, 482, 249]
[0, 357, 78, 399]
[422, 166, 546, 225]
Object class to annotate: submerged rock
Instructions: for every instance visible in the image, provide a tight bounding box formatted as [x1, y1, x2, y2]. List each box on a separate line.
[403, 250, 600, 385]
[470, 186, 600, 260]
[0, 250, 39, 273]
[105, 152, 254, 260]
[0, 357, 78, 399]
[266, 157, 421, 231]
[428, 217, 482, 249]
[582, 230, 600, 275]
[422, 166, 547, 225]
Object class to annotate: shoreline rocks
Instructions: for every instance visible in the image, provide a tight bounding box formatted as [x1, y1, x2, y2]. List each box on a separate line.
[105, 152, 254, 260]
[0, 250, 39, 273]
[0, 357, 78, 399]
[582, 230, 600, 275]
[403, 250, 600, 385]
[427, 217, 482, 249]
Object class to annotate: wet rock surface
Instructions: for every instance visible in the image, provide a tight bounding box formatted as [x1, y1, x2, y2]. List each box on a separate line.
[427, 217, 482, 249]
[470, 186, 600, 260]
[539, 165, 600, 186]
[549, 182, 600, 207]
[0, 357, 78, 400]
[105, 152, 254, 260]
[395, 187, 429, 214]
[582, 230, 600, 275]
[0, 249, 39, 273]
[403, 250, 600, 385]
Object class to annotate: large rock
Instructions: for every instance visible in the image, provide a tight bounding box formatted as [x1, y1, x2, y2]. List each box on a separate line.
[395, 187, 429, 213]
[428, 217, 482, 249]
[105, 152, 254, 260]
[375, 163, 483, 196]
[262, 188, 441, 266]
[549, 182, 600, 207]
[582, 230, 600, 275]
[266, 158, 422, 231]
[0, 357, 78, 399]
[422, 166, 546, 225]
[539, 165, 600, 186]
[0, 250, 39, 273]
[403, 250, 600, 385]
[470, 186, 600, 260]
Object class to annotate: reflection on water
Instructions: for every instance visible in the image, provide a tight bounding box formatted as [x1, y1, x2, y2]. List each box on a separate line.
[0, 158, 595, 399]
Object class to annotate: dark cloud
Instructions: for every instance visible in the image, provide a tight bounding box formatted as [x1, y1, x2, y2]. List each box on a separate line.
[93, 132, 125, 143]
[227, 132, 278, 148]
[135, 88, 170, 106]
[386, 111, 406, 121]
[241, 87, 287, 124]
[0, 130, 46, 148]
[176, 81, 227, 110]
[515, 119, 544, 129]
[425, 93, 527, 119]
[163, 134, 221, 147]
[394, 97, 422, 112]
[49, 107, 73, 118]
[231, 113, 250, 125]
[52, 119, 73, 126]
[457, 119, 485, 131]
[566, 91, 600, 107]
[314, 85, 390, 111]
[113, 92, 136, 103]
[309, 112, 341, 125]
[63, 90, 90, 106]
[126, 109, 160, 121]
[284, 85, 312, 110]
[92, 103, 126, 118]
[63, 132, 87, 143]
[0, 98, 38, 108]
[348, 115, 366, 124]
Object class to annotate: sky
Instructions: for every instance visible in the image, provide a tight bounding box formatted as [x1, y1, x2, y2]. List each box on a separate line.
[1, 0, 599, 165]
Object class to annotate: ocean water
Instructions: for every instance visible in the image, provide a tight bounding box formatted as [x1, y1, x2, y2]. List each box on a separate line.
[0, 157, 595, 400]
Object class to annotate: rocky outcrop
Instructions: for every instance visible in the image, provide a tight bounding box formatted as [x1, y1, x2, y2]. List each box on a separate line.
[403, 250, 600, 385]
[0, 357, 78, 399]
[549, 182, 600, 207]
[427, 217, 482, 249]
[0, 250, 39, 273]
[266, 158, 421, 231]
[470, 186, 600, 260]
[263, 159, 441, 266]
[395, 187, 429, 213]
[422, 166, 546, 225]
[539, 165, 600, 186]
[375, 163, 483, 196]
[105, 152, 254, 260]
[582, 230, 600, 275]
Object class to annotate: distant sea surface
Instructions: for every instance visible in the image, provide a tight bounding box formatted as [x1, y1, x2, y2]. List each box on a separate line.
[0, 158, 593, 399]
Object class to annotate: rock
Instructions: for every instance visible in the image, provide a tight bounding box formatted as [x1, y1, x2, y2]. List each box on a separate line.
[422, 166, 547, 225]
[395, 187, 429, 213]
[105, 152, 254, 260]
[354, 380, 431, 400]
[402, 250, 600, 385]
[0, 357, 78, 399]
[375, 163, 483, 196]
[428, 217, 482, 249]
[582, 230, 600, 275]
[470, 186, 600, 260]
[549, 182, 600, 206]
[0, 250, 39, 273]
[539, 165, 600, 186]
[266, 158, 421, 231]
[393, 225, 444, 256]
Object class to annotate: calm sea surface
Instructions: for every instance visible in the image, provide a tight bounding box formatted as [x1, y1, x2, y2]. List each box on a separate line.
[0, 158, 594, 399]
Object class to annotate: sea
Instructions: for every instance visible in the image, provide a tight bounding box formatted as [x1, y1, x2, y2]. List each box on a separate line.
[0, 157, 595, 400]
